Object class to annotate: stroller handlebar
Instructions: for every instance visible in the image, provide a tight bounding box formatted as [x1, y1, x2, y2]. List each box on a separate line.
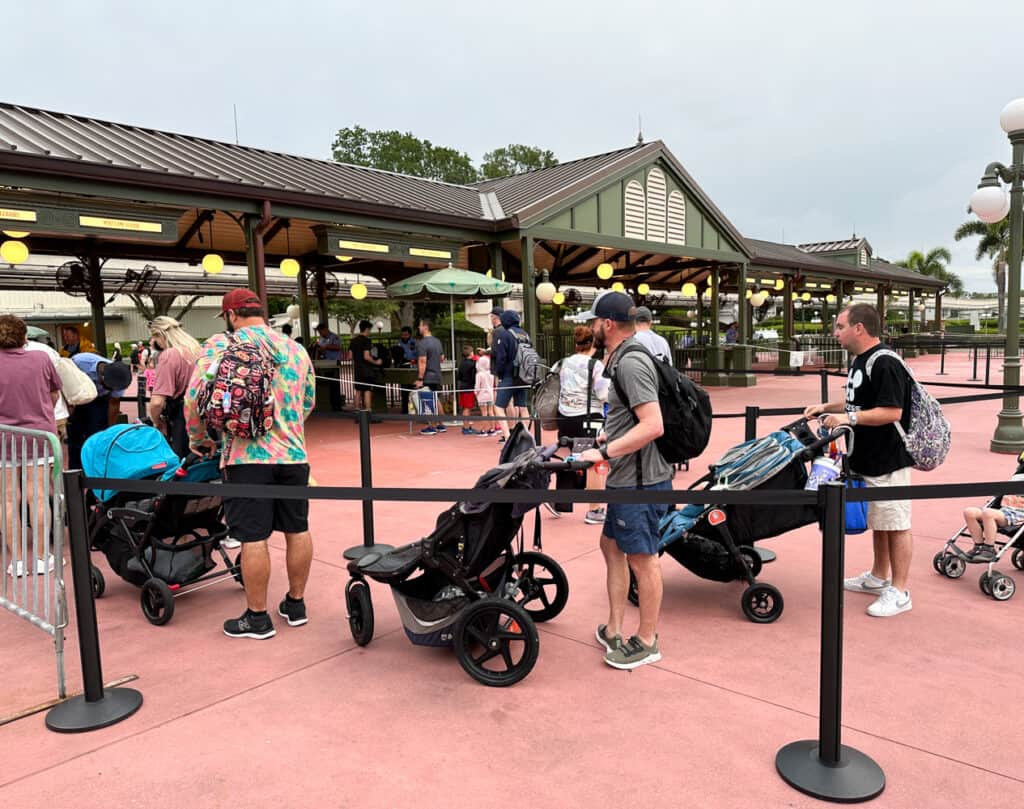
[533, 459, 594, 472]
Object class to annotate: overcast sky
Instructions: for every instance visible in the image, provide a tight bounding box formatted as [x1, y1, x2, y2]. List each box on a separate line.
[8, 1, 1024, 291]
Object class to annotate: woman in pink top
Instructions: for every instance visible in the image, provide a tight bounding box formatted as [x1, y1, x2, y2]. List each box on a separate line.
[0, 316, 62, 577]
[147, 316, 202, 457]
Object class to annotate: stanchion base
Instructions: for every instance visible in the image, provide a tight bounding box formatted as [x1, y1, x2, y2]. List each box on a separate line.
[776, 740, 885, 803]
[756, 548, 777, 563]
[45, 687, 143, 733]
[343, 544, 394, 561]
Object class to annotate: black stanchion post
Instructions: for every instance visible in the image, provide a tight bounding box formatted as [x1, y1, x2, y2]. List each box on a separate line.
[775, 481, 884, 802]
[343, 410, 394, 561]
[985, 344, 991, 386]
[819, 369, 829, 404]
[744, 405, 759, 441]
[937, 341, 947, 375]
[136, 373, 146, 420]
[969, 344, 980, 381]
[46, 471, 143, 733]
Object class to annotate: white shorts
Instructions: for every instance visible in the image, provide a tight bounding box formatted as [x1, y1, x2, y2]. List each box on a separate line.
[863, 467, 912, 532]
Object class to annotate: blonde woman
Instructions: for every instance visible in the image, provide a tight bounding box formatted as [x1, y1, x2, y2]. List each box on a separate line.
[148, 316, 202, 457]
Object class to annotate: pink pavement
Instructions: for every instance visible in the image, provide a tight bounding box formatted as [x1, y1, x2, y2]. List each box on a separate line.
[2, 349, 1023, 808]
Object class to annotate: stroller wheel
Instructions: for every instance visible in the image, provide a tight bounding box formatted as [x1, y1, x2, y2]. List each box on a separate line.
[738, 546, 763, 579]
[89, 564, 106, 599]
[346, 580, 374, 646]
[627, 569, 639, 607]
[140, 578, 175, 626]
[231, 552, 244, 587]
[943, 555, 966, 579]
[932, 551, 948, 575]
[989, 574, 1016, 602]
[979, 572, 993, 596]
[741, 583, 784, 624]
[512, 551, 569, 622]
[454, 598, 539, 687]
[1012, 548, 1024, 571]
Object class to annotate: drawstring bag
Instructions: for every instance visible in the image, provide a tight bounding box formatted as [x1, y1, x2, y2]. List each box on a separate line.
[845, 478, 868, 535]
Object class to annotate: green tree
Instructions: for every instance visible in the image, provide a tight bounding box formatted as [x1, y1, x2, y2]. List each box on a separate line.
[326, 298, 400, 334]
[479, 144, 559, 179]
[331, 126, 476, 184]
[954, 218, 1013, 331]
[896, 247, 964, 297]
[126, 293, 201, 322]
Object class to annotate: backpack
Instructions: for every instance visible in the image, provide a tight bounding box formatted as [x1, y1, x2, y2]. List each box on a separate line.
[533, 362, 561, 431]
[195, 335, 276, 440]
[864, 348, 950, 472]
[610, 343, 713, 465]
[513, 330, 543, 386]
[56, 356, 98, 406]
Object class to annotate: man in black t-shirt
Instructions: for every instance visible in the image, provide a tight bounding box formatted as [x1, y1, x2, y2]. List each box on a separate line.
[804, 303, 914, 618]
[349, 320, 382, 412]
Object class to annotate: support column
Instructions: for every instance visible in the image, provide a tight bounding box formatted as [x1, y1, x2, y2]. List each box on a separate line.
[729, 263, 755, 386]
[244, 215, 261, 297]
[703, 267, 729, 386]
[934, 291, 944, 335]
[904, 288, 918, 357]
[520, 234, 538, 340]
[315, 266, 329, 326]
[778, 275, 795, 371]
[87, 254, 107, 355]
[298, 264, 312, 345]
[876, 287, 886, 327]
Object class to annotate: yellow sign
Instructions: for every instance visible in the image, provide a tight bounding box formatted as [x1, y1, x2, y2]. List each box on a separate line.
[337, 239, 389, 254]
[79, 215, 163, 233]
[0, 208, 37, 223]
[409, 247, 452, 260]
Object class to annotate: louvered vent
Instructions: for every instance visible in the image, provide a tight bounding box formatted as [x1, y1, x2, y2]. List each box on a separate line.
[667, 190, 686, 245]
[645, 168, 667, 242]
[624, 180, 646, 239]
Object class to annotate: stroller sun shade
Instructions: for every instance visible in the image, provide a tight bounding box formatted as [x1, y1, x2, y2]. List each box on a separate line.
[81, 424, 181, 502]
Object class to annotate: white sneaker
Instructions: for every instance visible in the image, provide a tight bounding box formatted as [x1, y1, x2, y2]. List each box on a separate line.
[541, 502, 562, 518]
[584, 507, 606, 525]
[221, 537, 242, 550]
[36, 555, 55, 574]
[6, 560, 27, 577]
[844, 570, 890, 594]
[6, 557, 53, 577]
[866, 586, 912, 617]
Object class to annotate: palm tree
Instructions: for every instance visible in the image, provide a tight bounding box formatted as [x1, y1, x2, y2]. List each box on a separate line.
[897, 247, 965, 296]
[954, 219, 1011, 331]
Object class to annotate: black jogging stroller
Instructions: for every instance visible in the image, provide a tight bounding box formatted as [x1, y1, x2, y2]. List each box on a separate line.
[343, 424, 580, 687]
[83, 424, 242, 625]
[932, 450, 1024, 601]
[630, 418, 850, 623]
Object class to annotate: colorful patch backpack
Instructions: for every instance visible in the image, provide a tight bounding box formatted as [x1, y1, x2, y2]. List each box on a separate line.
[865, 348, 950, 472]
[195, 335, 276, 440]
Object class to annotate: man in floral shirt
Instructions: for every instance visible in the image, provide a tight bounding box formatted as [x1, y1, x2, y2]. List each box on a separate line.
[185, 289, 316, 640]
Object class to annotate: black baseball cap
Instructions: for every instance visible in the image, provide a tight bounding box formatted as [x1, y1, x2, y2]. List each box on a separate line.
[490, 306, 504, 317]
[576, 291, 635, 322]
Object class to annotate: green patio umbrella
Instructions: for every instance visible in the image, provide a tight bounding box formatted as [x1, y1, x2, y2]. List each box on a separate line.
[386, 265, 514, 390]
[26, 325, 49, 341]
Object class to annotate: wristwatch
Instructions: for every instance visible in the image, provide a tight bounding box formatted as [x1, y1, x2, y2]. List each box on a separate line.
[599, 444, 611, 461]
[848, 411, 858, 426]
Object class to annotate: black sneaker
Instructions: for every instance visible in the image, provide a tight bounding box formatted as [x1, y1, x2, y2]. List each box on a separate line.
[965, 543, 997, 562]
[278, 596, 308, 627]
[223, 609, 276, 639]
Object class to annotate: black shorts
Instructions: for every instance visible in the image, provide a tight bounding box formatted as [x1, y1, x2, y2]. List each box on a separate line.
[354, 377, 375, 393]
[222, 463, 310, 542]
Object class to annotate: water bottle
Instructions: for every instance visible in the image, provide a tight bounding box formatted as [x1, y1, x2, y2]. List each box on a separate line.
[221, 390, 232, 411]
[204, 359, 220, 381]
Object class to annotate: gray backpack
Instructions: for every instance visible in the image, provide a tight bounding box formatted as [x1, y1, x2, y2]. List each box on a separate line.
[513, 330, 543, 386]
[864, 349, 950, 472]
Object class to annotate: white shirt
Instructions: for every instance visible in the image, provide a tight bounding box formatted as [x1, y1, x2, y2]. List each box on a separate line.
[633, 328, 673, 365]
[24, 341, 70, 420]
[557, 353, 609, 416]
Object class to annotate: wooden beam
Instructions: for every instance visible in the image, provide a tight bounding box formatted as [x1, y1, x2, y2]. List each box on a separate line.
[176, 209, 214, 248]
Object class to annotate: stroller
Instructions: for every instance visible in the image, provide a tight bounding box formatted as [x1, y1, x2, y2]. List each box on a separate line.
[83, 424, 242, 625]
[631, 418, 848, 623]
[933, 452, 1024, 601]
[344, 424, 577, 687]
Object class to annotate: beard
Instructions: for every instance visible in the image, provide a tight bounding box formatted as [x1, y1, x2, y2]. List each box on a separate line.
[224, 316, 236, 334]
[592, 323, 606, 350]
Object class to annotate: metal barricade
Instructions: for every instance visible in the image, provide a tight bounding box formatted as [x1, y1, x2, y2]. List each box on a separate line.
[0, 425, 67, 698]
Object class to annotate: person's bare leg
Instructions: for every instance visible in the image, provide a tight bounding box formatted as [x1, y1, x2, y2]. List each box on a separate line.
[981, 509, 1001, 544]
[241, 540, 271, 611]
[494, 404, 509, 437]
[888, 529, 913, 592]
[871, 530, 892, 580]
[963, 507, 983, 543]
[284, 530, 313, 599]
[629, 553, 663, 645]
[600, 534, 628, 638]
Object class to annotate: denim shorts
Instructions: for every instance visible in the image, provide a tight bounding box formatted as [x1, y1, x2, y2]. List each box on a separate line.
[603, 480, 672, 555]
[495, 375, 527, 408]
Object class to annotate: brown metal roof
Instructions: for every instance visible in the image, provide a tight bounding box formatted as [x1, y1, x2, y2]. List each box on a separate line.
[0, 103, 488, 222]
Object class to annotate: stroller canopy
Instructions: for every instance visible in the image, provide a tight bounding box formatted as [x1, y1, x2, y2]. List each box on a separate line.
[81, 424, 180, 502]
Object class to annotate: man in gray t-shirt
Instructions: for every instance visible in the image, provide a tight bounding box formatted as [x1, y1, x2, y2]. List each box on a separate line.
[414, 319, 445, 435]
[578, 291, 670, 672]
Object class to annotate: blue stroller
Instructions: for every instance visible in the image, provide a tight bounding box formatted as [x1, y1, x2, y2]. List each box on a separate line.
[83, 424, 242, 625]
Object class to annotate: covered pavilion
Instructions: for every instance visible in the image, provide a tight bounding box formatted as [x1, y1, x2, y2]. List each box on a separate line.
[0, 103, 943, 383]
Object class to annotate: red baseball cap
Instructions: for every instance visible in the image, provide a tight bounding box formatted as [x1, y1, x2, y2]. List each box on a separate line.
[218, 288, 262, 316]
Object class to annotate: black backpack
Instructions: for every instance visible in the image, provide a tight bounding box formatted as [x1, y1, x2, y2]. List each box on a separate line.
[610, 343, 712, 464]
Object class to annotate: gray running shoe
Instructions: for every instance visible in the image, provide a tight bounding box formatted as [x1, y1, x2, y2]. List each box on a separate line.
[584, 507, 606, 525]
[604, 634, 661, 670]
[595, 624, 622, 653]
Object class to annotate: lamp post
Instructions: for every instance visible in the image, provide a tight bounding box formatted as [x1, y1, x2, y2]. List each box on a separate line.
[970, 98, 1024, 453]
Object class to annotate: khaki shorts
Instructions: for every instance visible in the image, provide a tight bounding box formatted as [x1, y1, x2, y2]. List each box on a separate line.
[863, 467, 912, 532]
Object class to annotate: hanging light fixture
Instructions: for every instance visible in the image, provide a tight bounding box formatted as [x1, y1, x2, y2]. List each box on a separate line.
[0, 239, 29, 265]
[2, 230, 30, 239]
[286, 303, 301, 320]
[535, 277, 557, 303]
[611, 281, 625, 292]
[750, 290, 768, 307]
[202, 215, 223, 274]
[775, 279, 785, 291]
[801, 292, 811, 302]
[552, 291, 565, 306]
[825, 294, 837, 304]
[745, 289, 753, 300]
[280, 223, 300, 277]
[637, 282, 650, 295]
[350, 278, 368, 300]
[597, 262, 614, 280]
[485, 269, 493, 278]
[335, 255, 353, 262]
[702, 287, 712, 300]
[681, 282, 697, 297]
